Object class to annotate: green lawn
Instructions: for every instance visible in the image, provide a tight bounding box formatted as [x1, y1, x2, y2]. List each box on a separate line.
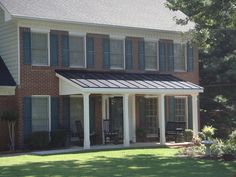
[0, 148, 235, 177]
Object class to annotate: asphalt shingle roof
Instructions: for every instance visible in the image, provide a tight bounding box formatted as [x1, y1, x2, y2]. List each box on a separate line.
[0, 0, 194, 32]
[0, 57, 16, 86]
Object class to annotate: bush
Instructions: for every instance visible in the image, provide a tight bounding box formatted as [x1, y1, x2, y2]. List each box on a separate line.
[210, 139, 224, 157]
[202, 125, 216, 140]
[184, 129, 193, 142]
[198, 132, 206, 140]
[178, 144, 205, 157]
[30, 131, 49, 149]
[222, 142, 236, 155]
[50, 129, 68, 147]
[192, 135, 202, 146]
[229, 130, 236, 145]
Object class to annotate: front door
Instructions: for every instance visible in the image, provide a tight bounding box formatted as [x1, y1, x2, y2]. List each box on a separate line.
[109, 97, 123, 138]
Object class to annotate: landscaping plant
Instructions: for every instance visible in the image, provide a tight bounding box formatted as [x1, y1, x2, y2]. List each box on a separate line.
[202, 125, 216, 140]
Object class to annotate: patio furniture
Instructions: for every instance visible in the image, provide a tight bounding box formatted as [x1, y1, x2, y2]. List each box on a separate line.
[103, 119, 119, 144]
[166, 121, 186, 141]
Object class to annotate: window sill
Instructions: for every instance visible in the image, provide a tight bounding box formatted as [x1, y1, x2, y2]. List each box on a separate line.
[174, 70, 187, 73]
[110, 67, 125, 70]
[69, 65, 86, 69]
[145, 69, 158, 72]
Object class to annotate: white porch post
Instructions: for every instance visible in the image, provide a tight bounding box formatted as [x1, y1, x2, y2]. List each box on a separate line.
[192, 93, 199, 136]
[83, 93, 91, 149]
[132, 95, 136, 143]
[158, 94, 166, 145]
[123, 94, 130, 147]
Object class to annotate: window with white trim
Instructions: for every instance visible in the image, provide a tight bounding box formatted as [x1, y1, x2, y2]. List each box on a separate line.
[175, 97, 187, 122]
[31, 96, 50, 132]
[174, 43, 186, 71]
[145, 41, 158, 70]
[31, 32, 49, 66]
[69, 36, 85, 67]
[110, 39, 124, 69]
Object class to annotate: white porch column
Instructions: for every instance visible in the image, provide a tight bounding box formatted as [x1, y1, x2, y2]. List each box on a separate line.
[83, 93, 91, 149]
[192, 93, 199, 136]
[131, 95, 136, 143]
[158, 94, 166, 145]
[123, 94, 130, 147]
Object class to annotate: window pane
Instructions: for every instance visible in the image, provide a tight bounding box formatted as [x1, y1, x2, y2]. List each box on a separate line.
[69, 36, 85, 67]
[31, 33, 48, 65]
[174, 44, 186, 71]
[110, 39, 124, 69]
[32, 97, 49, 132]
[145, 42, 157, 70]
[175, 98, 186, 122]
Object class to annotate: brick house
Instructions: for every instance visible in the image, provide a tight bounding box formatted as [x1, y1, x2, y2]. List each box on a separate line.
[0, 0, 203, 150]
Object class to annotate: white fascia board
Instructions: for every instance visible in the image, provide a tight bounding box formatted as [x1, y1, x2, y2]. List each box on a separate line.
[0, 86, 16, 95]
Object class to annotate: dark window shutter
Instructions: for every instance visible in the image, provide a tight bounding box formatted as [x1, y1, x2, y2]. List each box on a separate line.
[62, 34, 70, 67]
[103, 38, 110, 69]
[86, 36, 94, 68]
[139, 97, 146, 128]
[50, 33, 59, 66]
[188, 96, 193, 129]
[23, 31, 31, 64]
[169, 96, 175, 121]
[167, 42, 174, 71]
[159, 41, 165, 71]
[63, 97, 70, 132]
[89, 97, 96, 133]
[125, 39, 133, 70]
[23, 96, 32, 142]
[51, 97, 59, 131]
[187, 43, 194, 72]
[138, 40, 145, 70]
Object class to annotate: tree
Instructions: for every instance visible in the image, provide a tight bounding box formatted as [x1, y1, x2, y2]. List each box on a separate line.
[1, 111, 18, 151]
[166, 0, 236, 138]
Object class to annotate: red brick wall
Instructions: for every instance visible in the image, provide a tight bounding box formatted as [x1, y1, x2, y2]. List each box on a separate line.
[0, 96, 17, 150]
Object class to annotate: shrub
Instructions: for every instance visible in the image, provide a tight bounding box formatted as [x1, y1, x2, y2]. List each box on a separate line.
[198, 132, 206, 140]
[30, 131, 49, 149]
[50, 129, 68, 147]
[210, 139, 224, 157]
[229, 130, 236, 145]
[178, 144, 205, 157]
[222, 142, 236, 155]
[202, 125, 216, 140]
[184, 129, 193, 142]
[192, 135, 202, 146]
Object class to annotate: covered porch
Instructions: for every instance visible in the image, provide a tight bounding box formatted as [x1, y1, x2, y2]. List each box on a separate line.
[56, 70, 203, 149]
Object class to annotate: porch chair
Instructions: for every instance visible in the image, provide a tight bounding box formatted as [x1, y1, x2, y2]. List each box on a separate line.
[75, 120, 96, 145]
[166, 121, 186, 141]
[103, 119, 119, 144]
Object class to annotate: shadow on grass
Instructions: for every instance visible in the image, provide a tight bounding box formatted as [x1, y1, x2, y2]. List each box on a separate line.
[0, 154, 235, 177]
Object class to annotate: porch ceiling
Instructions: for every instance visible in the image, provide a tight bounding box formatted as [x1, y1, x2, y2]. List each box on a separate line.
[56, 70, 203, 95]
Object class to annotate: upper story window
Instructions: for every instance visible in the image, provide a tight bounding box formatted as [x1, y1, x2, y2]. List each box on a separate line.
[159, 40, 174, 72]
[110, 39, 124, 69]
[31, 32, 49, 66]
[69, 36, 85, 67]
[174, 44, 186, 71]
[145, 41, 158, 70]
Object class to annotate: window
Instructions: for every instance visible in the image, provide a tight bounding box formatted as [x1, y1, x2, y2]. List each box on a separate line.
[31, 32, 48, 66]
[159, 40, 174, 72]
[145, 41, 157, 70]
[174, 44, 186, 71]
[175, 97, 187, 122]
[69, 36, 85, 67]
[31, 96, 50, 132]
[110, 39, 124, 69]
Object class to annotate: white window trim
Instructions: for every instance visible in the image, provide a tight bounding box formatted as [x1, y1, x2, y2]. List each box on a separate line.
[109, 38, 125, 70]
[31, 95, 51, 132]
[144, 39, 159, 71]
[174, 43, 188, 73]
[68, 34, 86, 68]
[31, 30, 50, 67]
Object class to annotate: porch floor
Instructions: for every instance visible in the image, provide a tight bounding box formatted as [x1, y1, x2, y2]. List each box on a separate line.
[31, 142, 192, 155]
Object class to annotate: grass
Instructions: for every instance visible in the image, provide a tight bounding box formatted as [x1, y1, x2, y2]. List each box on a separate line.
[0, 148, 235, 177]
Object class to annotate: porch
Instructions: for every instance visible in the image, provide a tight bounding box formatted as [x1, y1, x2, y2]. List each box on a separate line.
[56, 70, 203, 149]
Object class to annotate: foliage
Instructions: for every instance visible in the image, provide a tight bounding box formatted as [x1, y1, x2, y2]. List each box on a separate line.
[50, 129, 68, 147]
[166, 0, 236, 140]
[198, 132, 205, 141]
[0, 111, 18, 151]
[30, 131, 50, 149]
[210, 138, 224, 157]
[192, 135, 202, 146]
[183, 129, 193, 142]
[229, 130, 236, 145]
[202, 125, 216, 140]
[222, 141, 236, 156]
[178, 144, 206, 157]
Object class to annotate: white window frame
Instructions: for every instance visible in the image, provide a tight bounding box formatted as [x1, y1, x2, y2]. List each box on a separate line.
[68, 33, 86, 68]
[144, 39, 159, 71]
[31, 95, 51, 132]
[174, 96, 188, 126]
[31, 29, 50, 67]
[109, 37, 125, 70]
[174, 43, 187, 72]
